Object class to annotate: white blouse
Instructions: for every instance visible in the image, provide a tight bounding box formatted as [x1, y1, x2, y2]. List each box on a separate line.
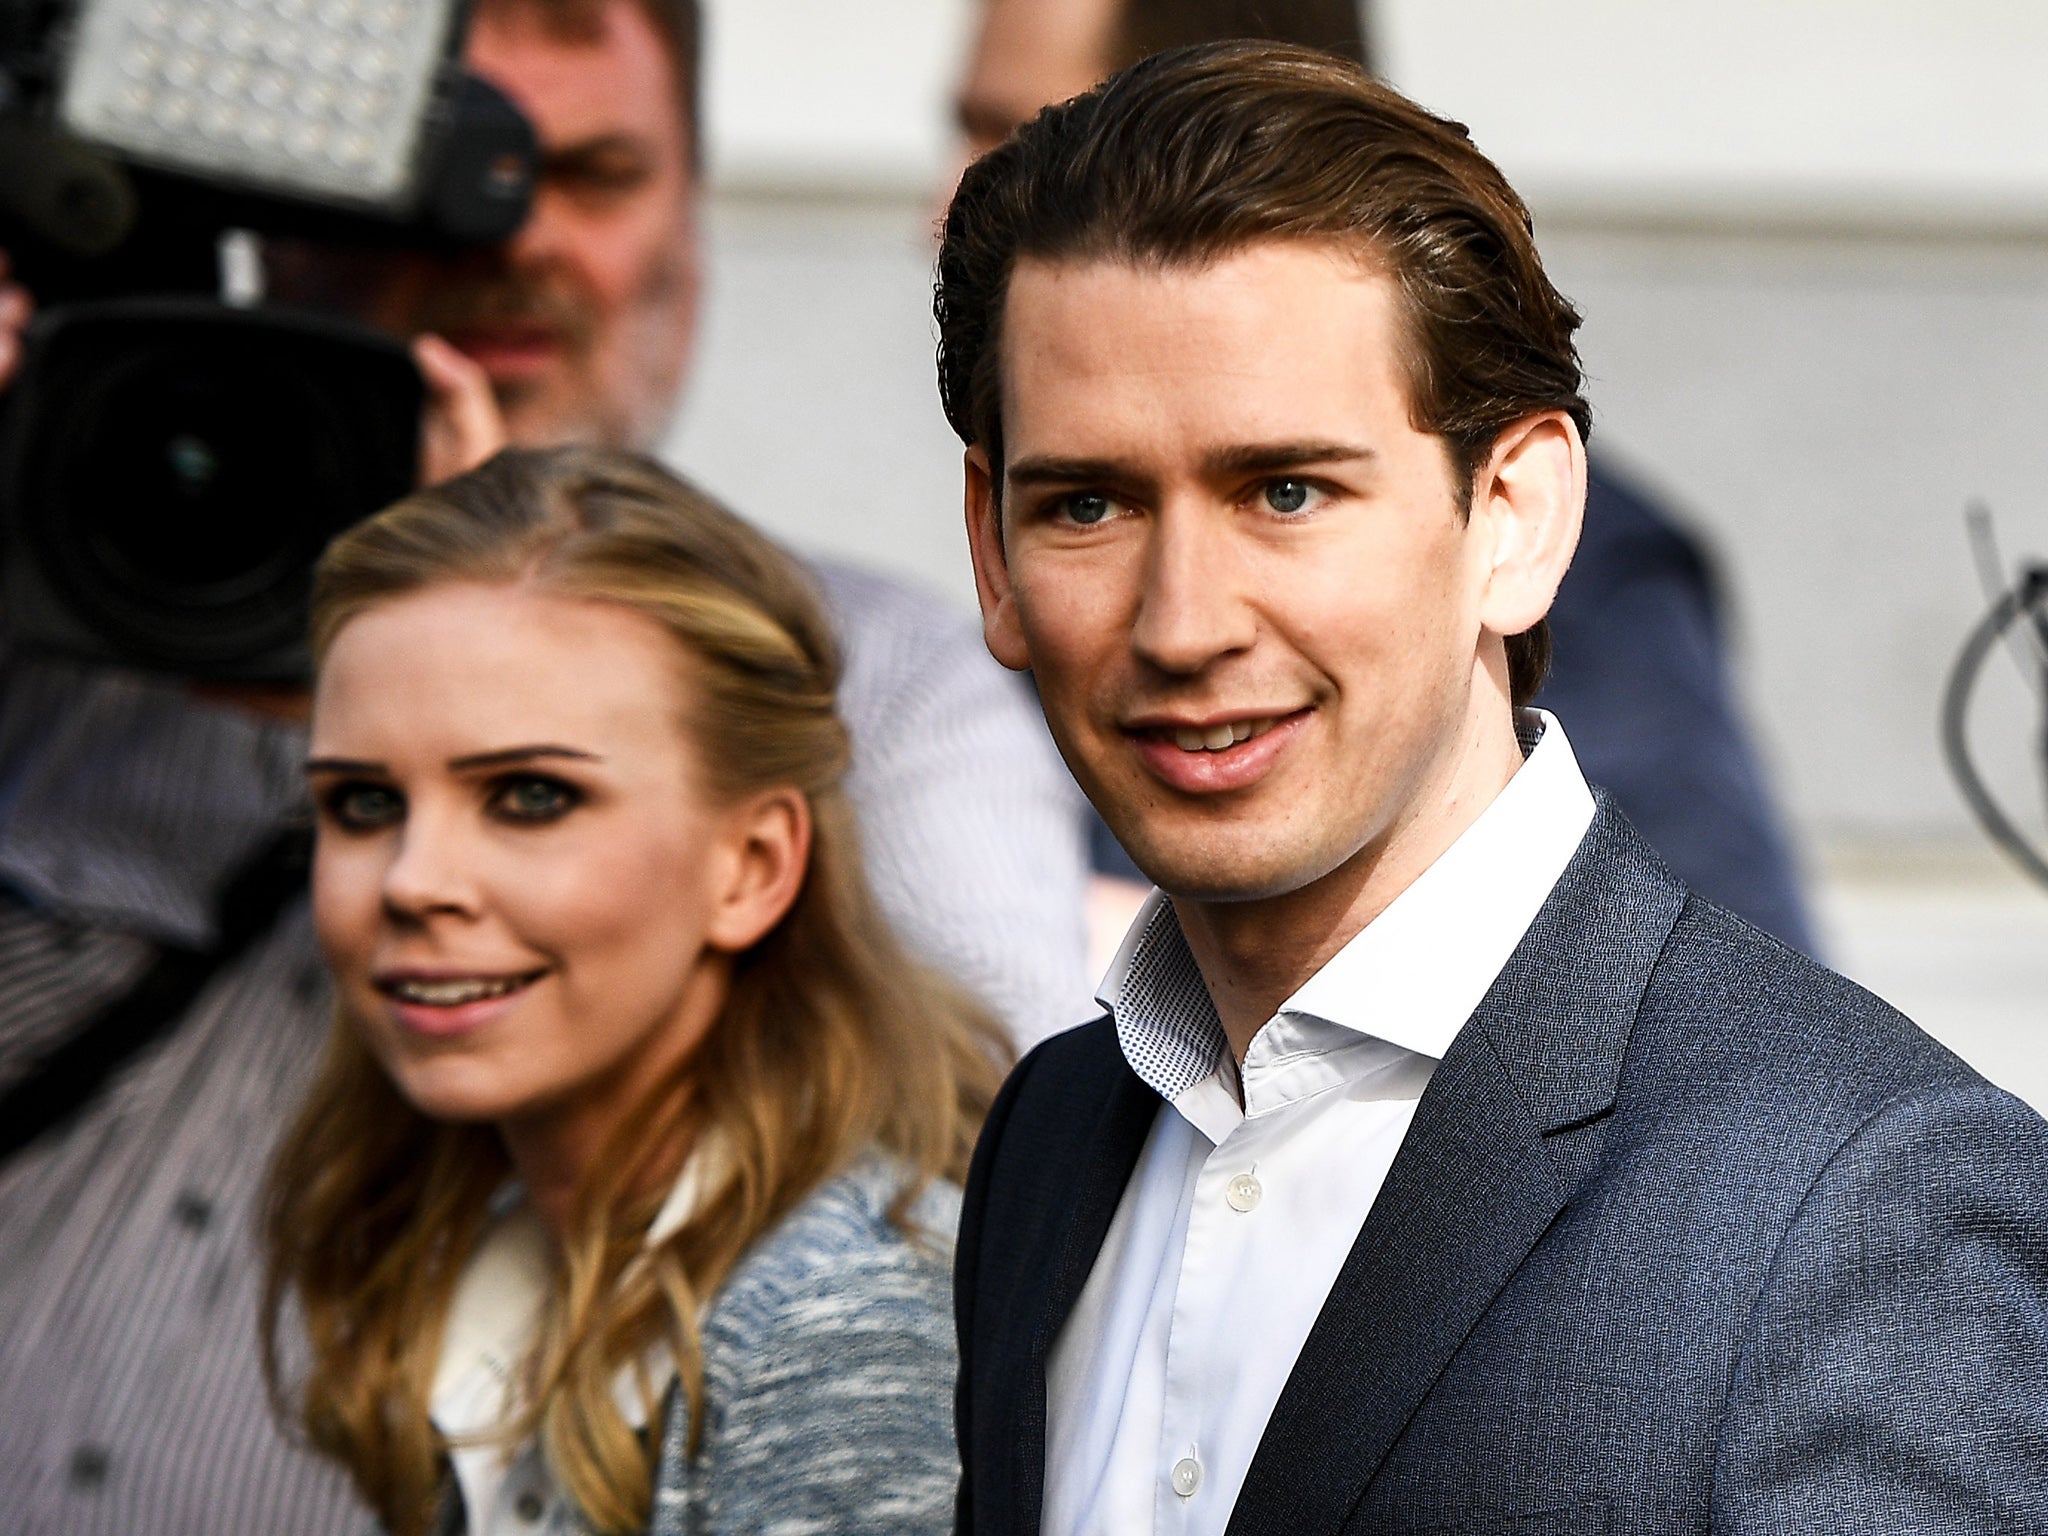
[430, 1155, 712, 1534]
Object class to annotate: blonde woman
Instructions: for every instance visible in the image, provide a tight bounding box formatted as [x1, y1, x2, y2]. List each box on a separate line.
[263, 447, 1007, 1536]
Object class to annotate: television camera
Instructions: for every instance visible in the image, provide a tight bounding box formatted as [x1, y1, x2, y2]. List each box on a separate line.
[0, 0, 537, 680]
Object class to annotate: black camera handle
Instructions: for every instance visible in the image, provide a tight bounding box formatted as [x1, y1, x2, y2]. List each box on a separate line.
[0, 824, 311, 1164]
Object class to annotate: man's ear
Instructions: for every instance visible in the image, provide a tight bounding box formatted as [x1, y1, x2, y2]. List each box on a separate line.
[964, 445, 1032, 671]
[1471, 410, 1585, 642]
[702, 788, 811, 954]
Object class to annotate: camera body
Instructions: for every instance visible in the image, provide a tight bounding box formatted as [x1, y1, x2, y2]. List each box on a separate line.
[0, 0, 536, 682]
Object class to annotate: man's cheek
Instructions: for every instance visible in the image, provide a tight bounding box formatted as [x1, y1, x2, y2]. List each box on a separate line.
[1018, 557, 1113, 648]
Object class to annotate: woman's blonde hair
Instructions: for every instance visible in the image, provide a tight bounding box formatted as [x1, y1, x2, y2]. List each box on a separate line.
[262, 447, 1010, 1536]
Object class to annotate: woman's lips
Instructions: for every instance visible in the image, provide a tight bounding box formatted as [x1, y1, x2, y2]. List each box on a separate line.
[372, 969, 547, 1039]
[1128, 708, 1310, 793]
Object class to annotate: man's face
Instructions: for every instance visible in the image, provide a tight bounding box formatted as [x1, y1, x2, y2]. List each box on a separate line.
[954, 0, 1117, 159]
[302, 0, 700, 450]
[967, 242, 1508, 904]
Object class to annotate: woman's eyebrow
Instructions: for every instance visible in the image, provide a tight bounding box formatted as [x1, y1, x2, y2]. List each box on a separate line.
[446, 745, 604, 771]
[304, 756, 384, 776]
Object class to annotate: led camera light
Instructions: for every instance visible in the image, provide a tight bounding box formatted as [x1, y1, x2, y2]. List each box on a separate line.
[58, 0, 460, 210]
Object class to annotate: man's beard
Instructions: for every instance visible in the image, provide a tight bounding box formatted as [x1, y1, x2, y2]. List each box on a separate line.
[398, 271, 597, 354]
[263, 236, 696, 454]
[418, 265, 692, 453]
[401, 273, 625, 444]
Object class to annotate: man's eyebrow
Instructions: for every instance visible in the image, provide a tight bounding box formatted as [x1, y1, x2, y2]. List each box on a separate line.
[1200, 441, 1377, 477]
[1004, 456, 1136, 488]
[541, 134, 654, 173]
[446, 746, 604, 772]
[1004, 442, 1375, 490]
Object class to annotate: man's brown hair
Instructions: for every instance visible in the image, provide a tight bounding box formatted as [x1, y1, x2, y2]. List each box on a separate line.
[934, 41, 1589, 705]
[480, 0, 702, 161]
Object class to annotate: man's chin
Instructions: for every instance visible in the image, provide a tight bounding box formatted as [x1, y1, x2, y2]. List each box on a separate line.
[494, 386, 623, 454]
[492, 376, 672, 457]
[1112, 828, 1337, 906]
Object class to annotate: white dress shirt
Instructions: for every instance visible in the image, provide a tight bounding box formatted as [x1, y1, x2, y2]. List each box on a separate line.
[1041, 711, 1597, 1536]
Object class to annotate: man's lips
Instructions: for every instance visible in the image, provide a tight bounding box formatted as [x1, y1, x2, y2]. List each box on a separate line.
[1125, 707, 1311, 793]
[439, 324, 563, 381]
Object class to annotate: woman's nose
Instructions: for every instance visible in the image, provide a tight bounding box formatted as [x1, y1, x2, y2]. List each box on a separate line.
[378, 813, 482, 922]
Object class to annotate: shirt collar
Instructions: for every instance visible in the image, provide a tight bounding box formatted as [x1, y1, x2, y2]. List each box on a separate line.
[0, 652, 307, 944]
[1279, 708, 1596, 1059]
[1098, 710, 1596, 1100]
[1097, 893, 1227, 1104]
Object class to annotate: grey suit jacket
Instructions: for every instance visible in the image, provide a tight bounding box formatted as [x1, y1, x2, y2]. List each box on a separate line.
[955, 802, 2048, 1535]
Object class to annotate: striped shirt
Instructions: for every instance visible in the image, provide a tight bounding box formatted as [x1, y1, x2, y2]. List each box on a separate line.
[0, 562, 1087, 1536]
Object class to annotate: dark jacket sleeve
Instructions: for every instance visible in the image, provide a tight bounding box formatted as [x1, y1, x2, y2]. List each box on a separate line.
[1714, 1080, 2048, 1532]
[954, 1044, 1042, 1536]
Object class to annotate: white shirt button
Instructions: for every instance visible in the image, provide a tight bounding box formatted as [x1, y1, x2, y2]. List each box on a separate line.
[1225, 1172, 1262, 1212]
[1171, 1456, 1203, 1497]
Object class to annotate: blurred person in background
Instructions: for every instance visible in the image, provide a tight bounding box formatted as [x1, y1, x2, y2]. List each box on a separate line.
[950, 0, 1818, 956]
[0, 3, 1087, 1532]
[271, 446, 992, 1536]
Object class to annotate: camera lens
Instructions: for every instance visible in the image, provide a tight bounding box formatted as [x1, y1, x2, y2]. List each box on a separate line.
[98, 361, 323, 573]
[8, 302, 421, 677]
[36, 342, 348, 664]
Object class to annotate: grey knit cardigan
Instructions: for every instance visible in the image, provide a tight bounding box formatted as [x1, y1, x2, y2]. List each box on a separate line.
[650, 1158, 962, 1536]
[427, 1157, 961, 1536]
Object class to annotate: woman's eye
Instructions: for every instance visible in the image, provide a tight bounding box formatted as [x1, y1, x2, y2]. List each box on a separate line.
[323, 782, 403, 831]
[490, 775, 581, 823]
[1261, 479, 1318, 515]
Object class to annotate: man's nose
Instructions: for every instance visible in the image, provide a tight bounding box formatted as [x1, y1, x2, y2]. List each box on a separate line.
[502, 184, 572, 269]
[1129, 503, 1258, 676]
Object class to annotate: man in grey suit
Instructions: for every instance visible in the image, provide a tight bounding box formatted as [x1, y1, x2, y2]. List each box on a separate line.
[940, 41, 2048, 1535]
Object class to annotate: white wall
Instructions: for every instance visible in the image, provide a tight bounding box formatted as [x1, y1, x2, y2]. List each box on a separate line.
[1379, 1, 2048, 222]
[701, 0, 971, 189]
[701, 0, 2048, 211]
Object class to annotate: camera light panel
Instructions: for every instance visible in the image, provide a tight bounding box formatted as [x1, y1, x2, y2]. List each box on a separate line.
[59, 0, 461, 209]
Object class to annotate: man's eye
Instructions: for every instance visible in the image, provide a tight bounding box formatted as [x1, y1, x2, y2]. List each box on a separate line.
[546, 150, 654, 200]
[489, 775, 581, 823]
[322, 782, 403, 831]
[1056, 493, 1116, 527]
[1261, 479, 1317, 515]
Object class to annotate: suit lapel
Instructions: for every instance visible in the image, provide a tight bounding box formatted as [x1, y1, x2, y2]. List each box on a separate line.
[1034, 1061, 1160, 1355]
[1228, 804, 1684, 1536]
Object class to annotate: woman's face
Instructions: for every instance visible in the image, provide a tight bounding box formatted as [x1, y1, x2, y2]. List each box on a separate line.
[307, 581, 802, 1168]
